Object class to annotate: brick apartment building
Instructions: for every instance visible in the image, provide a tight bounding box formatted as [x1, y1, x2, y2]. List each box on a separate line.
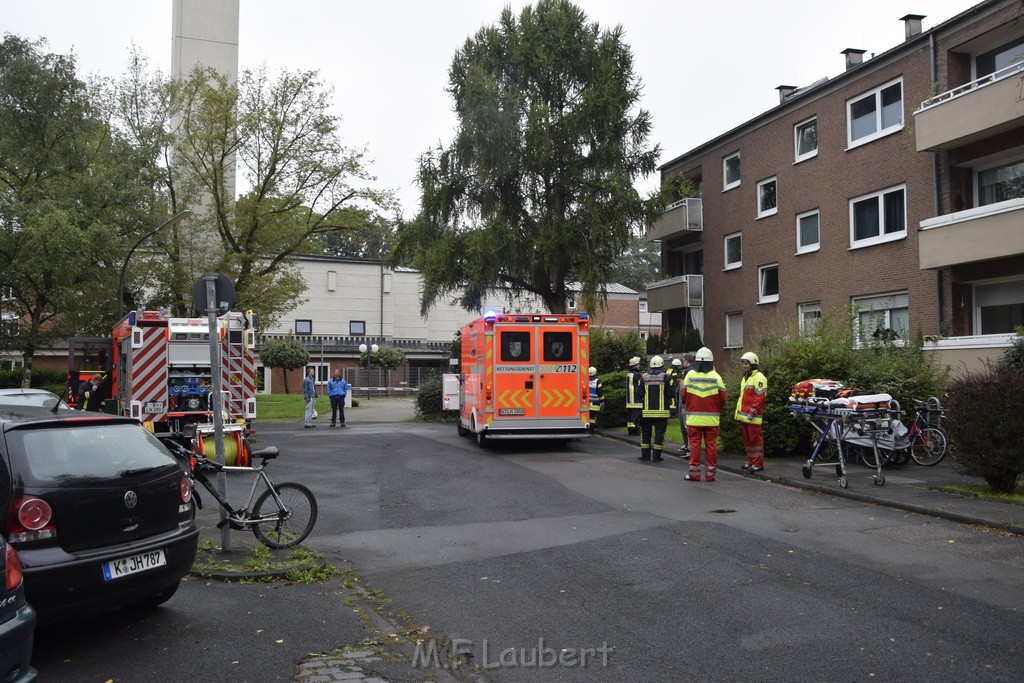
[649, 0, 1024, 372]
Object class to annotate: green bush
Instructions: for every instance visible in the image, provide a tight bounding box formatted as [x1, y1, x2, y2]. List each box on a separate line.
[646, 334, 662, 355]
[589, 329, 643, 373]
[945, 366, 1024, 493]
[0, 367, 68, 391]
[997, 327, 1024, 374]
[594, 370, 628, 428]
[414, 373, 456, 422]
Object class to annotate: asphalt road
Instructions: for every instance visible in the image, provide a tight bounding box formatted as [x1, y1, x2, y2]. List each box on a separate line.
[30, 413, 1024, 681]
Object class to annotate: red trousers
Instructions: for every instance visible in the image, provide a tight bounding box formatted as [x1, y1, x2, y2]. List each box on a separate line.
[688, 425, 719, 479]
[740, 422, 764, 468]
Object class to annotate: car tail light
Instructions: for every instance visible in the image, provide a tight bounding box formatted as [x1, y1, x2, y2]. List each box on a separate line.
[5, 543, 24, 591]
[180, 476, 192, 503]
[7, 496, 56, 543]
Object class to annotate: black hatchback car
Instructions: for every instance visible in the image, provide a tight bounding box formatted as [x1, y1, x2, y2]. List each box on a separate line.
[0, 407, 197, 623]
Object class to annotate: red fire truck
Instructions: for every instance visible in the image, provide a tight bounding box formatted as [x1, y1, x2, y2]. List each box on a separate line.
[443, 311, 592, 446]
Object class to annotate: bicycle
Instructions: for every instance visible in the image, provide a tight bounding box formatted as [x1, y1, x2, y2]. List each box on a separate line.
[859, 397, 949, 468]
[161, 438, 318, 548]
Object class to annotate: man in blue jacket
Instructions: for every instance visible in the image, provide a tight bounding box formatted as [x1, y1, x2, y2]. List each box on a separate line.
[327, 369, 351, 427]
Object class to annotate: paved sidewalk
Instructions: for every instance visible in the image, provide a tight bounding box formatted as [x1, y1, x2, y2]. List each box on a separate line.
[597, 428, 1024, 536]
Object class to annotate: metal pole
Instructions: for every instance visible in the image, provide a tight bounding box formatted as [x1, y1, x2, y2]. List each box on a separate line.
[206, 275, 230, 551]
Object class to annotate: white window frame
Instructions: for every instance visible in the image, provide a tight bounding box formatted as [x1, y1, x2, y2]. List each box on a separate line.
[849, 184, 907, 249]
[846, 77, 903, 148]
[757, 177, 778, 218]
[723, 152, 741, 191]
[758, 264, 779, 304]
[327, 270, 337, 292]
[973, 277, 1024, 335]
[725, 312, 743, 348]
[723, 231, 742, 270]
[796, 209, 820, 254]
[794, 117, 818, 162]
[798, 302, 822, 336]
[311, 363, 330, 386]
[852, 292, 909, 346]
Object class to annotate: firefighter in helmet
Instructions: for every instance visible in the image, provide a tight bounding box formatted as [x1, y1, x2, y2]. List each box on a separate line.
[625, 356, 642, 435]
[588, 367, 603, 422]
[681, 347, 727, 481]
[638, 356, 671, 462]
[735, 351, 768, 472]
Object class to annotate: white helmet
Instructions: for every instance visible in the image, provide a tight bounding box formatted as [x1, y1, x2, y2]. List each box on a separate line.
[671, 358, 682, 367]
[741, 351, 760, 365]
[695, 347, 714, 362]
[589, 366, 597, 376]
[650, 356, 664, 368]
[628, 356, 641, 366]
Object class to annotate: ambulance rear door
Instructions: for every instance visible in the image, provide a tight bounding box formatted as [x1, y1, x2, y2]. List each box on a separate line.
[534, 323, 582, 420]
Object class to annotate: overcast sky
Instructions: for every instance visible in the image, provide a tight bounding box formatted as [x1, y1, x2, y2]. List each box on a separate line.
[3, 0, 974, 216]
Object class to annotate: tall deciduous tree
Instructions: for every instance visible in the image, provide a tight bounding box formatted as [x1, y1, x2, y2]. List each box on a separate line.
[391, 0, 662, 315]
[0, 36, 156, 386]
[115, 60, 395, 329]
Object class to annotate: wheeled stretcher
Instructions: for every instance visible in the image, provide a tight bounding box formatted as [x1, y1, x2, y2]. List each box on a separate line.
[787, 394, 899, 488]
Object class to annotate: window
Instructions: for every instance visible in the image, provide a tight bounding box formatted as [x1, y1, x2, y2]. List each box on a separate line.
[724, 232, 742, 270]
[798, 302, 822, 336]
[976, 35, 1024, 79]
[977, 159, 1024, 206]
[725, 312, 744, 348]
[501, 331, 532, 362]
[639, 300, 648, 313]
[327, 270, 337, 292]
[758, 264, 779, 304]
[850, 185, 906, 248]
[543, 332, 573, 362]
[853, 292, 909, 345]
[975, 279, 1024, 334]
[794, 118, 818, 162]
[796, 210, 820, 253]
[723, 152, 740, 191]
[312, 363, 330, 385]
[295, 319, 312, 335]
[1, 313, 17, 337]
[349, 321, 366, 336]
[757, 177, 778, 218]
[847, 78, 903, 147]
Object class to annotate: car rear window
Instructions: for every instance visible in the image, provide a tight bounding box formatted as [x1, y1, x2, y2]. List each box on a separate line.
[5, 422, 178, 486]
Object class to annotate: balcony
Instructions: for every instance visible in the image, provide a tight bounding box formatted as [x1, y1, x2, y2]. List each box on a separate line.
[646, 275, 703, 312]
[647, 198, 702, 242]
[914, 61, 1024, 151]
[918, 197, 1024, 269]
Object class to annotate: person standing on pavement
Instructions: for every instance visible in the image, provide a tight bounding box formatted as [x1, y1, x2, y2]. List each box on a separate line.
[303, 367, 318, 428]
[681, 347, 726, 481]
[638, 356, 671, 462]
[625, 356, 643, 436]
[676, 353, 695, 455]
[327, 369, 351, 427]
[735, 351, 768, 473]
[588, 367, 603, 423]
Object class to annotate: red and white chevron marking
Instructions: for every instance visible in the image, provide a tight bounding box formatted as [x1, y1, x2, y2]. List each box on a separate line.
[131, 327, 169, 422]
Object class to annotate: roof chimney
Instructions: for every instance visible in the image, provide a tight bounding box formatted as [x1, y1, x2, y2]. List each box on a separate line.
[901, 14, 925, 40]
[776, 85, 797, 104]
[842, 48, 867, 71]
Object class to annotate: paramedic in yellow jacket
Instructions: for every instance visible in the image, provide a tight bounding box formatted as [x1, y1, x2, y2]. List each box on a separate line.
[637, 356, 671, 462]
[735, 351, 768, 472]
[681, 347, 727, 481]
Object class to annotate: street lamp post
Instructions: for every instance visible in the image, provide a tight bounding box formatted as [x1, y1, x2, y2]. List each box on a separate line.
[358, 343, 378, 400]
[117, 210, 192, 317]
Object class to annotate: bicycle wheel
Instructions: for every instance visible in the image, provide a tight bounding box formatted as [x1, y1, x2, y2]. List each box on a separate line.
[252, 482, 318, 548]
[911, 426, 948, 466]
[815, 438, 839, 463]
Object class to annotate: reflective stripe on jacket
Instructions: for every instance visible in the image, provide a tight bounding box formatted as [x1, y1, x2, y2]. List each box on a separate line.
[626, 370, 642, 409]
[683, 370, 726, 426]
[589, 377, 603, 412]
[641, 369, 671, 418]
[735, 369, 767, 425]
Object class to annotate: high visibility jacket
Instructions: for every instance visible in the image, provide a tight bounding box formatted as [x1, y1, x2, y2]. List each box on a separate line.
[682, 369, 726, 426]
[735, 369, 768, 425]
[664, 368, 678, 410]
[588, 377, 603, 412]
[641, 369, 671, 418]
[625, 369, 642, 409]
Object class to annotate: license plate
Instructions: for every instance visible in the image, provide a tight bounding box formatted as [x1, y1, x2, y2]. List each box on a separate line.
[144, 402, 165, 414]
[102, 549, 167, 581]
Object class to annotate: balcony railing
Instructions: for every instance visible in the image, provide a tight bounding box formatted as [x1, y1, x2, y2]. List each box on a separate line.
[647, 198, 702, 242]
[645, 274, 703, 312]
[914, 61, 1024, 151]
